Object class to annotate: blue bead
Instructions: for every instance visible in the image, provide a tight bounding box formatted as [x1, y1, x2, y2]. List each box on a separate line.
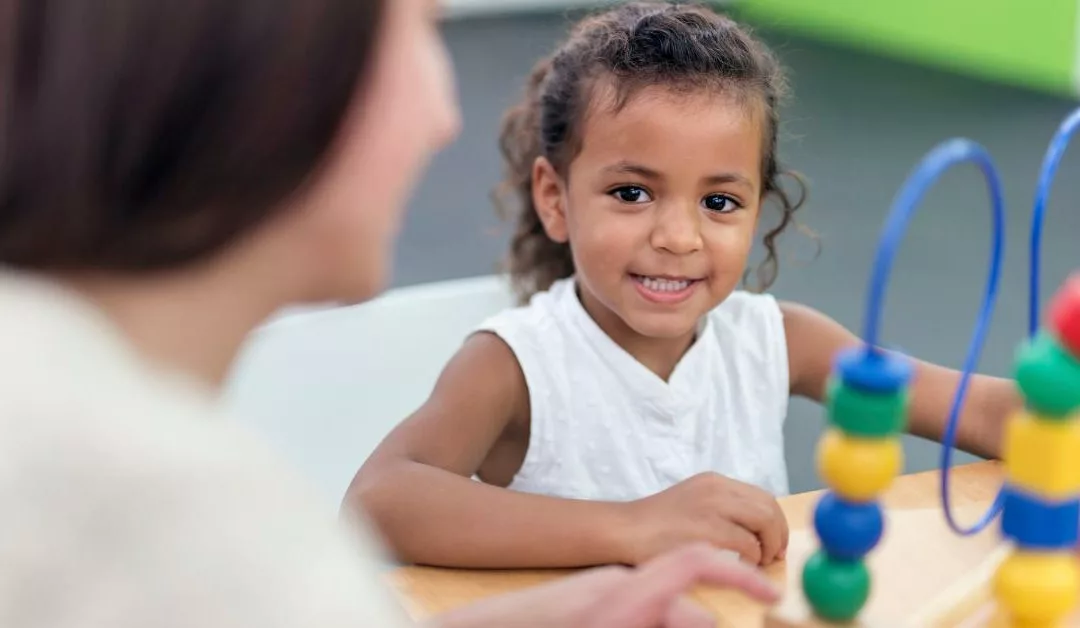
[1001, 484, 1080, 550]
[813, 491, 885, 560]
[835, 346, 914, 394]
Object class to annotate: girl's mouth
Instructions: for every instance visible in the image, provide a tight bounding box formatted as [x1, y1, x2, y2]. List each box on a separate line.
[630, 274, 702, 304]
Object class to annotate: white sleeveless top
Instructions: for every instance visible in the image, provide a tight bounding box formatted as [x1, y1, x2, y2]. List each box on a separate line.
[476, 277, 790, 501]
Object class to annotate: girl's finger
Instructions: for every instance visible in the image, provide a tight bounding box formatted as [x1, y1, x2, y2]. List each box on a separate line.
[717, 524, 763, 566]
[725, 499, 780, 564]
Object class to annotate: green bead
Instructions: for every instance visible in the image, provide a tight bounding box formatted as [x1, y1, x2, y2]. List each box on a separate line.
[827, 378, 908, 437]
[802, 550, 870, 622]
[1014, 331, 1080, 418]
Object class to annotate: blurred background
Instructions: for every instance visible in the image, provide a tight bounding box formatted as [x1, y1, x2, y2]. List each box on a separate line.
[228, 0, 1080, 498]
[403, 0, 1080, 494]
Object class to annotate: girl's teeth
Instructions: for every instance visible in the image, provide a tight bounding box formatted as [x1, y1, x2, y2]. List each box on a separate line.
[638, 276, 691, 292]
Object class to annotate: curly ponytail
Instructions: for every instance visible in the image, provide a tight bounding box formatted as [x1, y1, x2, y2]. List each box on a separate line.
[493, 59, 575, 303]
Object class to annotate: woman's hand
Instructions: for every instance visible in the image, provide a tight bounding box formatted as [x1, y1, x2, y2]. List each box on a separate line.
[428, 543, 780, 628]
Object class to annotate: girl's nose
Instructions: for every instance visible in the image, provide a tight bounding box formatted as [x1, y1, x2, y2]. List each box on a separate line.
[650, 201, 703, 255]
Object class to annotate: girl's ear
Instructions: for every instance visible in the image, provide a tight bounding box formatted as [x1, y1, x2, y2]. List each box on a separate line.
[532, 156, 569, 243]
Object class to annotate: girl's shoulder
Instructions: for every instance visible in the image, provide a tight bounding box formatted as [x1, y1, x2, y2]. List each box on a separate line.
[709, 289, 783, 332]
[476, 277, 575, 337]
[703, 289, 788, 363]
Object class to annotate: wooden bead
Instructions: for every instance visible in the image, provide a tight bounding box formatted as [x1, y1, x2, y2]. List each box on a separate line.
[993, 551, 1079, 626]
[1014, 331, 1080, 417]
[817, 429, 902, 502]
[827, 378, 908, 438]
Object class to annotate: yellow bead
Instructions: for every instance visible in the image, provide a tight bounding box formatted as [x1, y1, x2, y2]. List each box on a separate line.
[993, 551, 1079, 625]
[816, 429, 902, 501]
[988, 611, 1053, 628]
[1004, 412, 1080, 499]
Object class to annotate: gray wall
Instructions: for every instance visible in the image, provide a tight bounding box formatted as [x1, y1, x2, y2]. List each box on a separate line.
[392, 12, 1080, 494]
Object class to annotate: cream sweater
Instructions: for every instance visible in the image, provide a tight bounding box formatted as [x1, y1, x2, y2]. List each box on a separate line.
[0, 273, 411, 627]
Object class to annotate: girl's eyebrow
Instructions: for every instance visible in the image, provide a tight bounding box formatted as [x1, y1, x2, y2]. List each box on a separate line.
[602, 160, 753, 189]
[601, 161, 662, 180]
[703, 172, 754, 189]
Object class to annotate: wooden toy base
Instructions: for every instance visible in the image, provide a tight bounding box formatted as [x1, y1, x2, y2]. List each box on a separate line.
[761, 507, 1080, 627]
[763, 549, 1006, 627]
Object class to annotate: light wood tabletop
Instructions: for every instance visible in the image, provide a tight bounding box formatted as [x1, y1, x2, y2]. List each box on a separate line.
[387, 461, 1010, 626]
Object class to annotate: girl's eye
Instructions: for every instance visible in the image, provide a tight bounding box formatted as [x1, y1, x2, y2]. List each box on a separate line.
[702, 194, 740, 213]
[610, 186, 653, 204]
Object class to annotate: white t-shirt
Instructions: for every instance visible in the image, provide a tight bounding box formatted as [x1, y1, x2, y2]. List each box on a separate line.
[476, 277, 790, 501]
[0, 273, 411, 627]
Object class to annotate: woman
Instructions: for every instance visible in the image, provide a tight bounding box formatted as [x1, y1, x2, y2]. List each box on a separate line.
[0, 1, 778, 626]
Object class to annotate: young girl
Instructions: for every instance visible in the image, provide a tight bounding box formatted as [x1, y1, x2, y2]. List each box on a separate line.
[347, 1, 1019, 570]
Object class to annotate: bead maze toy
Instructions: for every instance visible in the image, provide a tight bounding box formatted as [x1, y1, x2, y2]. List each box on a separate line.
[765, 107, 1080, 627]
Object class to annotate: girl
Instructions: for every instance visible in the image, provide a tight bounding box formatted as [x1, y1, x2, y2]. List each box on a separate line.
[0, 0, 777, 626]
[348, 1, 1020, 571]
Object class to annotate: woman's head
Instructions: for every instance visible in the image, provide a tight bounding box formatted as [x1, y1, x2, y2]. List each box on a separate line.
[0, 0, 459, 303]
[496, 1, 805, 339]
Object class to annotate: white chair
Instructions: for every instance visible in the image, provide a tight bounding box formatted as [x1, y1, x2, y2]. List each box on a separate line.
[222, 275, 516, 505]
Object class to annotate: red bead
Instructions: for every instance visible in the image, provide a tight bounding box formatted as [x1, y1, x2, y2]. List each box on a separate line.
[1050, 274, 1080, 359]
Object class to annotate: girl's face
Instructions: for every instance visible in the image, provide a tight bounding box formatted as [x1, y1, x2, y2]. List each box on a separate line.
[534, 84, 763, 341]
[287, 0, 461, 303]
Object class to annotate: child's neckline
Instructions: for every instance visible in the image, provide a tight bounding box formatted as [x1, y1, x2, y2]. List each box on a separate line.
[557, 277, 712, 410]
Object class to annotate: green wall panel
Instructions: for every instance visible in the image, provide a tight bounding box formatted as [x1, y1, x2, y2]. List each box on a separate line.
[736, 0, 1078, 96]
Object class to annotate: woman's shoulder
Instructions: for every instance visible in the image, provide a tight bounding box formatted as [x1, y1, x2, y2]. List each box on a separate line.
[0, 275, 410, 627]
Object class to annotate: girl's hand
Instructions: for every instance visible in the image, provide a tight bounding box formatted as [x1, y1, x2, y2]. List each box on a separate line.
[621, 472, 789, 567]
[429, 543, 780, 628]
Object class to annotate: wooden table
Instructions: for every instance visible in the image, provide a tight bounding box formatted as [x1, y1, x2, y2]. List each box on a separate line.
[388, 461, 1017, 626]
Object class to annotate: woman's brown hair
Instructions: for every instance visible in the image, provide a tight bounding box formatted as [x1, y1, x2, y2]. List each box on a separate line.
[0, 0, 384, 271]
[495, 1, 808, 302]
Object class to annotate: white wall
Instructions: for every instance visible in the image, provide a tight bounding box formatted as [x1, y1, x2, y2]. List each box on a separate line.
[443, 0, 736, 20]
[444, 0, 609, 18]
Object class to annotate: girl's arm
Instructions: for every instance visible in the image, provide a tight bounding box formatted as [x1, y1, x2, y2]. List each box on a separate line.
[780, 301, 1021, 459]
[343, 333, 633, 569]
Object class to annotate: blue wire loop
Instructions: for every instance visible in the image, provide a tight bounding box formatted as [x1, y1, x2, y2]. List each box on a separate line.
[862, 138, 1006, 536]
[1030, 107, 1080, 337]
[861, 107, 1080, 537]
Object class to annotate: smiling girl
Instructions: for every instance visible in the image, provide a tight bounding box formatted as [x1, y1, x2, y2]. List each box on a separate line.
[347, 1, 1019, 571]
